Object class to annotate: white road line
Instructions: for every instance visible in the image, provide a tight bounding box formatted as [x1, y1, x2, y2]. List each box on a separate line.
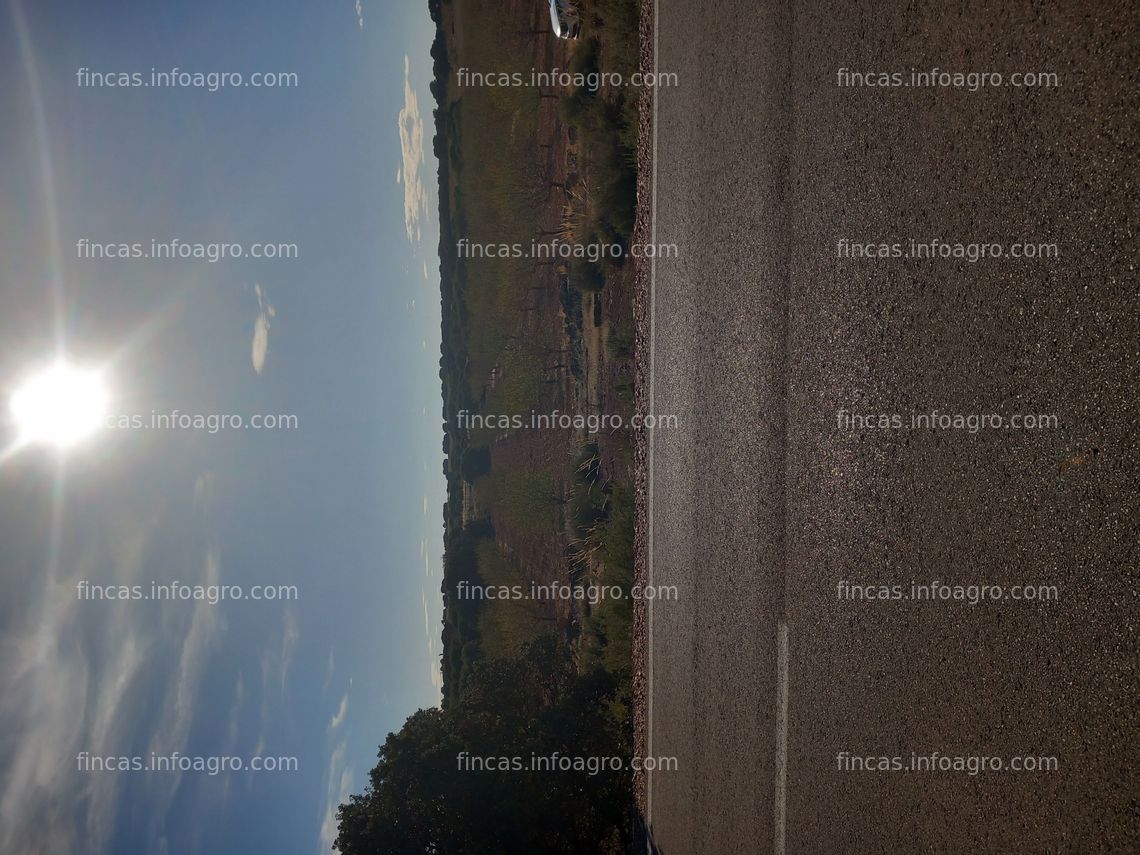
[645, 0, 660, 840]
[774, 619, 789, 855]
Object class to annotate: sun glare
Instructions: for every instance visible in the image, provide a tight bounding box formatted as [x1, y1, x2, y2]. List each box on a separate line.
[9, 362, 109, 449]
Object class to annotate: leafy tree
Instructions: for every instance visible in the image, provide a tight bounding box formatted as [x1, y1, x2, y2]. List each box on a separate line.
[334, 638, 631, 854]
[460, 445, 491, 481]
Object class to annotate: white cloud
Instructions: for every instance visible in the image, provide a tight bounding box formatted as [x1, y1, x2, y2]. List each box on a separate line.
[397, 56, 427, 243]
[427, 638, 443, 693]
[354, 0, 364, 28]
[279, 608, 300, 695]
[322, 649, 336, 693]
[193, 472, 216, 505]
[245, 609, 298, 794]
[225, 674, 246, 749]
[0, 580, 93, 853]
[0, 496, 232, 854]
[140, 547, 226, 840]
[329, 691, 349, 731]
[251, 284, 276, 374]
[317, 742, 354, 854]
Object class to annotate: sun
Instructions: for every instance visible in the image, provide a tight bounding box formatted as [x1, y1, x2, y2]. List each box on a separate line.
[9, 361, 109, 449]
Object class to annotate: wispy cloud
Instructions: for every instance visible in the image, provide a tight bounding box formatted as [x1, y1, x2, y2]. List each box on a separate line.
[0, 484, 229, 854]
[247, 608, 300, 792]
[322, 649, 336, 693]
[426, 635, 443, 695]
[225, 674, 246, 749]
[0, 569, 97, 853]
[279, 608, 299, 695]
[141, 546, 226, 845]
[251, 284, 276, 374]
[329, 690, 349, 731]
[354, 0, 364, 28]
[316, 740, 354, 854]
[217, 673, 248, 807]
[397, 56, 427, 243]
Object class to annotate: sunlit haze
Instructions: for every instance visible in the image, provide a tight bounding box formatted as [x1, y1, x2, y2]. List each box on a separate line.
[9, 361, 108, 448]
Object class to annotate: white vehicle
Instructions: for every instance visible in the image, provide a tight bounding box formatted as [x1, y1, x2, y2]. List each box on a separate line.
[548, 0, 581, 39]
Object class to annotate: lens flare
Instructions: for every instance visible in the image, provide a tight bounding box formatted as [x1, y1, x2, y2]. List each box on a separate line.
[10, 362, 108, 448]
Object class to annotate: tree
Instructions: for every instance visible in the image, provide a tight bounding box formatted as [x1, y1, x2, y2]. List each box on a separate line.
[460, 445, 492, 481]
[334, 637, 632, 854]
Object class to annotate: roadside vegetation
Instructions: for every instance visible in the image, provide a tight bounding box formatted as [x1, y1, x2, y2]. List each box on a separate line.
[339, 0, 642, 848]
[335, 638, 631, 854]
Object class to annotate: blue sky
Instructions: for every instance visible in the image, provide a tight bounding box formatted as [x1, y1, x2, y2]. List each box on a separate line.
[0, 1, 444, 852]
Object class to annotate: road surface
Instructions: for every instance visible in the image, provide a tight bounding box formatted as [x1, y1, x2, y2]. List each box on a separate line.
[644, 1, 1137, 852]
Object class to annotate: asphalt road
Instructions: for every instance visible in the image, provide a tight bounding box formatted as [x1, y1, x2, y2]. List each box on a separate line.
[644, 2, 1137, 853]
